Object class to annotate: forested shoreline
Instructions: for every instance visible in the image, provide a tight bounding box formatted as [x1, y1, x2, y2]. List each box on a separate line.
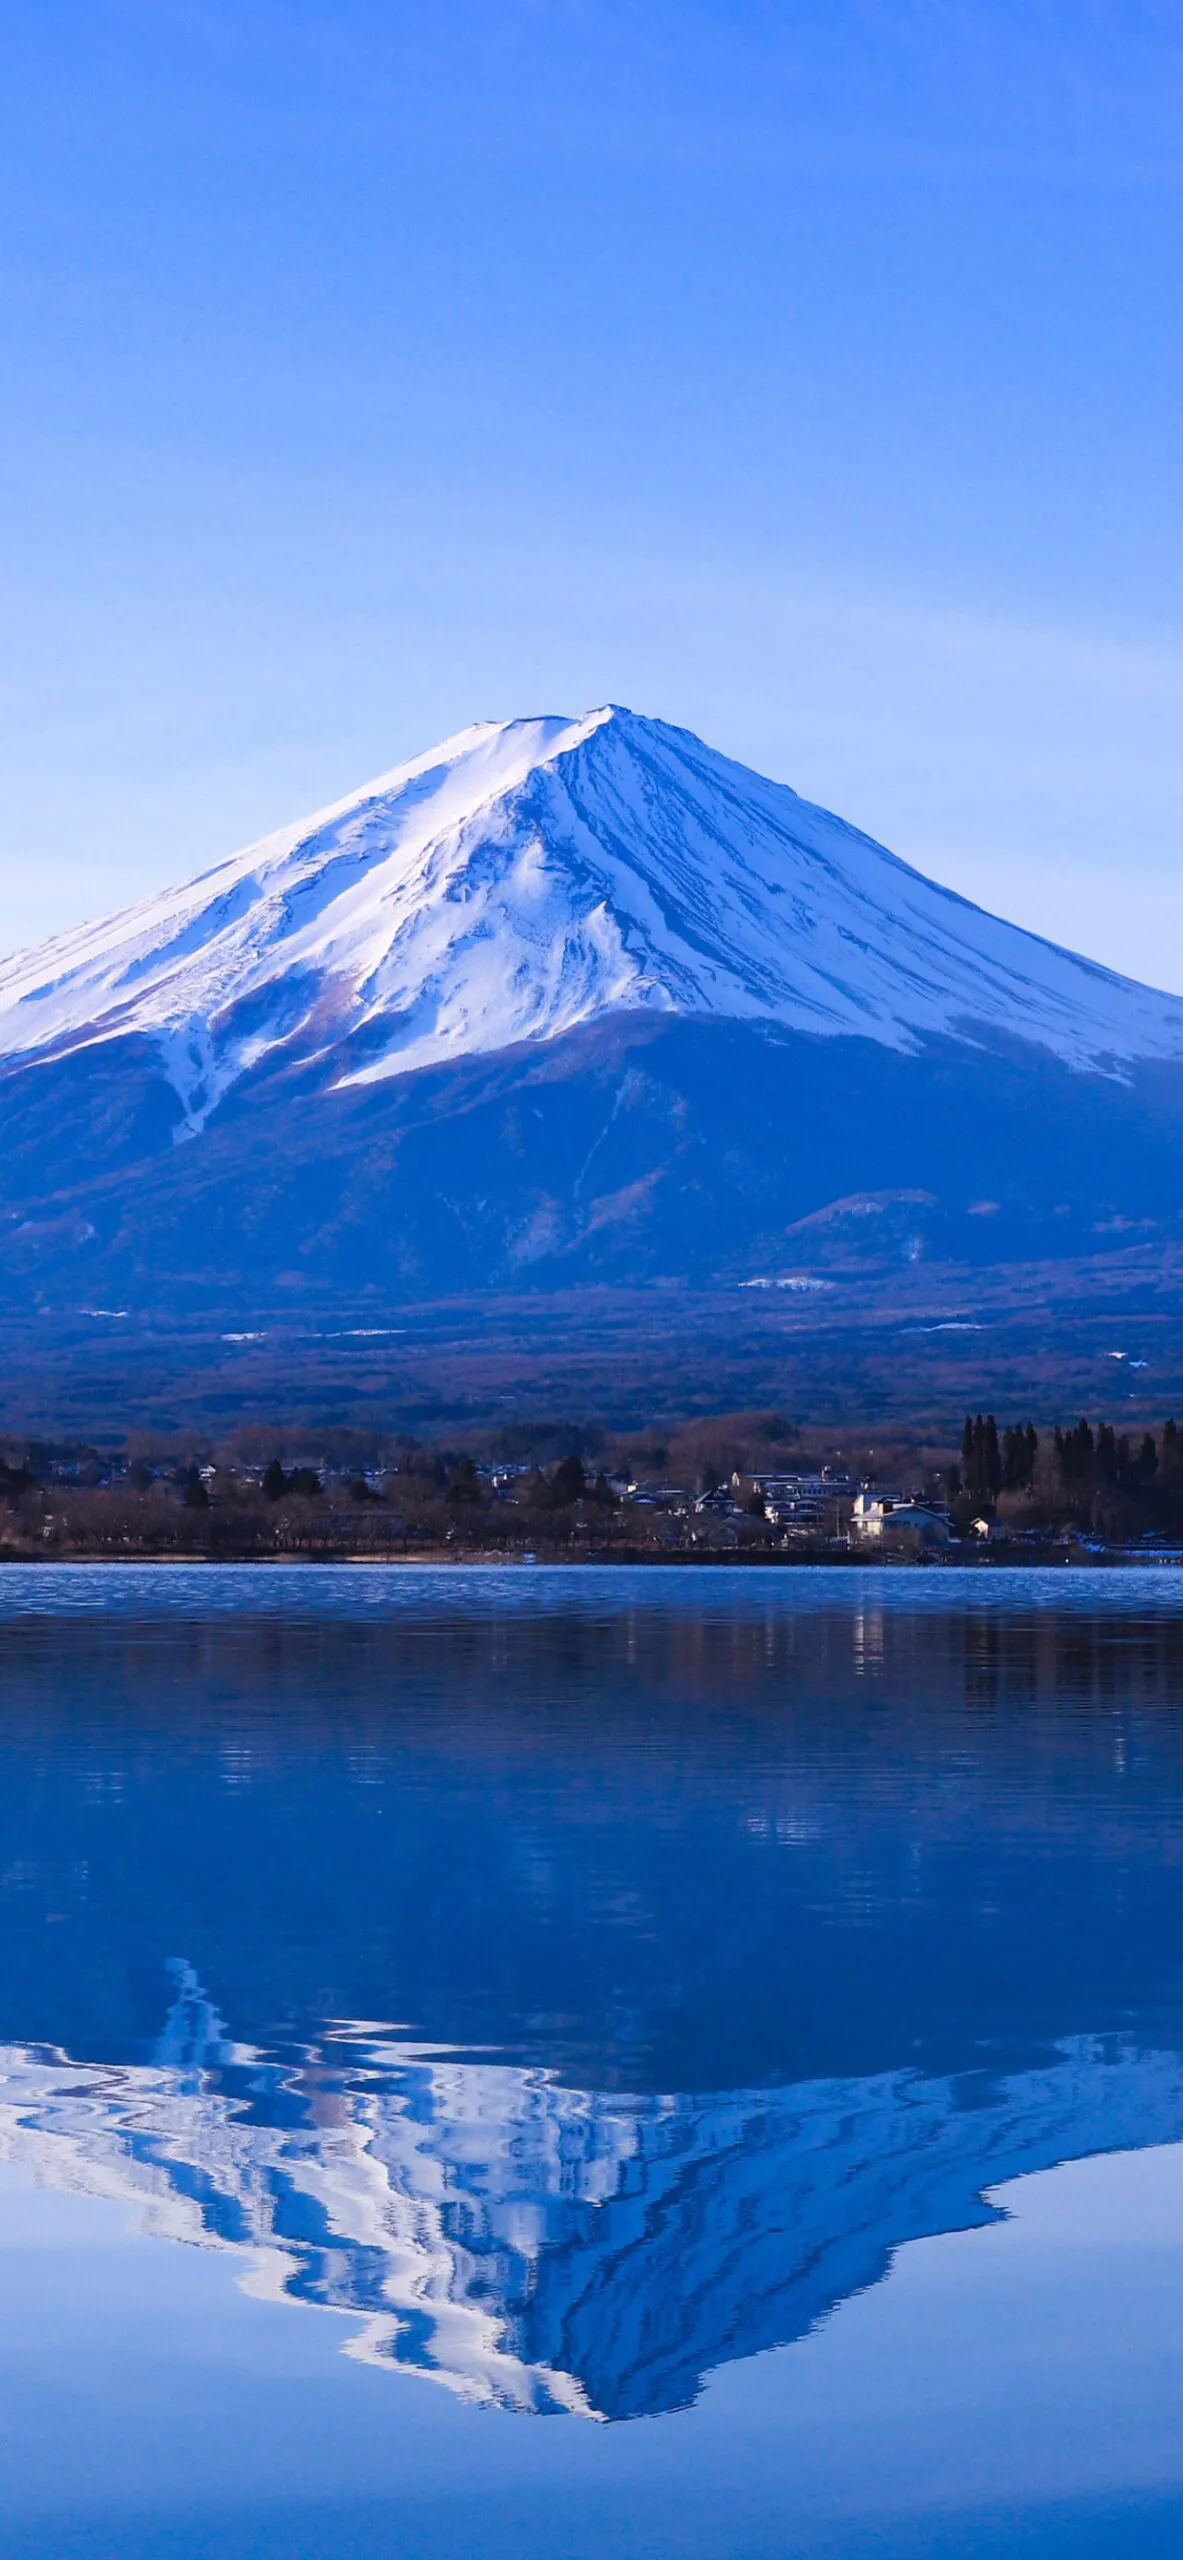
[0, 1408, 1181, 1562]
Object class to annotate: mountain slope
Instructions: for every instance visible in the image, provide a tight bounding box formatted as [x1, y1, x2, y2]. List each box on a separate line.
[3, 706, 1183, 1146]
[11, 1012, 1183, 1306]
[5, 704, 1183, 1314]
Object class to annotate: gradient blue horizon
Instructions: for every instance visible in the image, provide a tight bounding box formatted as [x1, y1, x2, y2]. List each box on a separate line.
[2, 1, 1182, 982]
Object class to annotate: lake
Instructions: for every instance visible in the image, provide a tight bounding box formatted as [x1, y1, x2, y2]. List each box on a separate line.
[3, 1564, 1183, 2556]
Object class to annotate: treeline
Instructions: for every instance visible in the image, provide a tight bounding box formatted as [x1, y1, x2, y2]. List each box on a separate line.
[258, 1452, 618, 1512]
[1053, 1417, 1179, 1489]
[7, 1408, 1183, 1560]
[947, 1412, 1183, 1538]
[0, 1447, 674, 1563]
[949, 1415, 1039, 1502]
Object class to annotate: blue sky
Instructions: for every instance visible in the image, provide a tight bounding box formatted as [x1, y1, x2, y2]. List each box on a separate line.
[3, 1, 1183, 979]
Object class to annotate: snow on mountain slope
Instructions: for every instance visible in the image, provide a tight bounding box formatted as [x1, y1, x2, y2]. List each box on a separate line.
[2, 703, 1181, 1137]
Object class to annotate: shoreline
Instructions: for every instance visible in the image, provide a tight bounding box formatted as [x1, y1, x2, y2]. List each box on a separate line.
[0, 1544, 1179, 1569]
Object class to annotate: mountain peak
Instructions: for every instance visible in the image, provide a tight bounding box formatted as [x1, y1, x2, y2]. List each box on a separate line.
[1, 705, 1181, 1136]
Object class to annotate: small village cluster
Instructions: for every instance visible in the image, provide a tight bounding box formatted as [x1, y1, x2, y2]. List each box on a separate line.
[4, 1415, 1183, 1561]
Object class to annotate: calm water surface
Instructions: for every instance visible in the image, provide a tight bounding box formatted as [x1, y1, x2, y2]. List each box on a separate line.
[3, 1566, 1183, 2554]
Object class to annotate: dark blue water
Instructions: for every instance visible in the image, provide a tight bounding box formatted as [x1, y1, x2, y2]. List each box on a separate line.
[4, 1566, 1183, 2555]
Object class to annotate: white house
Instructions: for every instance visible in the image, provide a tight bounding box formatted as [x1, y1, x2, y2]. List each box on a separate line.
[851, 1492, 949, 1549]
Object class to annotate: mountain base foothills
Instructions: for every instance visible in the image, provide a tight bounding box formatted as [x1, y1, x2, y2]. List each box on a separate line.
[6, 707, 1183, 1480]
[1, 1277, 1183, 1561]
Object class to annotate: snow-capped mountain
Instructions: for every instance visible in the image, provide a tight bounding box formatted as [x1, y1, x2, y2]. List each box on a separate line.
[6, 703, 1183, 1309]
[3, 704, 1182, 1139]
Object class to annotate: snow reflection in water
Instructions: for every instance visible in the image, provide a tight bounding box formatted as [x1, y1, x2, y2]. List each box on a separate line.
[5, 1964, 1183, 2423]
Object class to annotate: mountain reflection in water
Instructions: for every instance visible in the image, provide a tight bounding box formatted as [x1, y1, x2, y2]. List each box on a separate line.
[3, 1568, 1183, 2423]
